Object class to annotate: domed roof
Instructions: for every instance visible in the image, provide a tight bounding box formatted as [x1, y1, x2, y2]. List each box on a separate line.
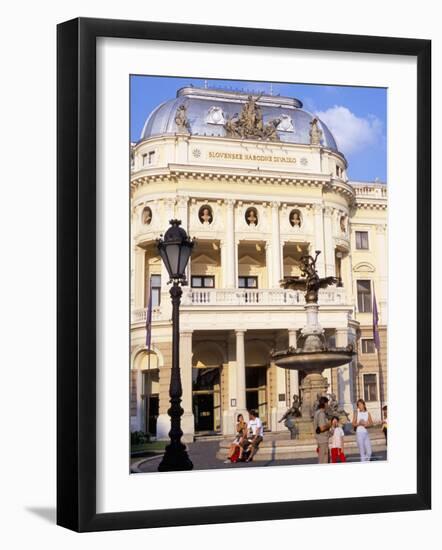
[139, 86, 339, 152]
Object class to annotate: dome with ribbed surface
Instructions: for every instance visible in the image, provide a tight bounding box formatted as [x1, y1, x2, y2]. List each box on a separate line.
[139, 87, 339, 152]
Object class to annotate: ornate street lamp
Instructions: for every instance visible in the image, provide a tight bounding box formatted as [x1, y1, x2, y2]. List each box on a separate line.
[157, 219, 195, 471]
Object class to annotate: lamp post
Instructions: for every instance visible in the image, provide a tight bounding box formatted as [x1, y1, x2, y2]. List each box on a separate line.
[157, 219, 195, 471]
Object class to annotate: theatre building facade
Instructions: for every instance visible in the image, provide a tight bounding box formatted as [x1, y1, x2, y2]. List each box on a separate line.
[130, 86, 388, 441]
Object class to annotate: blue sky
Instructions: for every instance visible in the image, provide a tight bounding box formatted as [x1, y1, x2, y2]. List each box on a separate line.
[131, 75, 387, 182]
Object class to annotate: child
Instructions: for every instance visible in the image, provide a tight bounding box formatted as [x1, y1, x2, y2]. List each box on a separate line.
[329, 416, 346, 463]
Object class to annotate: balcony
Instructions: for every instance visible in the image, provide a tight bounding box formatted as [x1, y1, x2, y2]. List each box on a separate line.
[131, 287, 348, 324]
[181, 287, 347, 307]
[131, 307, 164, 324]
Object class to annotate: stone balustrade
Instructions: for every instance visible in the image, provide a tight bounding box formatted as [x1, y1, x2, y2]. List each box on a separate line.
[131, 287, 348, 323]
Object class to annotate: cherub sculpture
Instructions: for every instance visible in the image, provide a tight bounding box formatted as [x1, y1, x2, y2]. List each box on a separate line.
[278, 394, 302, 439]
[281, 251, 338, 303]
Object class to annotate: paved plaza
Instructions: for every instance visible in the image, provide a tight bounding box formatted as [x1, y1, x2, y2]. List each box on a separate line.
[131, 439, 387, 473]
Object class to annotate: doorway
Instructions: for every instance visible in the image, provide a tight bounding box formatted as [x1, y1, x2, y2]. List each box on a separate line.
[246, 366, 268, 428]
[192, 367, 221, 433]
[142, 368, 159, 435]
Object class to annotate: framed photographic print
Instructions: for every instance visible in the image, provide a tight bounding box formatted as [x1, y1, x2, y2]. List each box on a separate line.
[57, 18, 431, 532]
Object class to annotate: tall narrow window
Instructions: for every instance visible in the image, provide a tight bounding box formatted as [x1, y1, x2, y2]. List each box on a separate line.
[355, 231, 369, 249]
[150, 274, 161, 307]
[363, 374, 378, 402]
[361, 338, 375, 354]
[357, 280, 372, 312]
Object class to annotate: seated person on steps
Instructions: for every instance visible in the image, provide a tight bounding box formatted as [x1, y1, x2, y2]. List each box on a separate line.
[241, 409, 264, 462]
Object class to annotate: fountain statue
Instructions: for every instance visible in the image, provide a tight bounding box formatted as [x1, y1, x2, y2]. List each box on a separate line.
[271, 250, 354, 439]
[278, 394, 302, 439]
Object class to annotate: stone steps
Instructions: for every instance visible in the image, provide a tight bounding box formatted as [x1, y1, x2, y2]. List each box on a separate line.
[216, 429, 387, 461]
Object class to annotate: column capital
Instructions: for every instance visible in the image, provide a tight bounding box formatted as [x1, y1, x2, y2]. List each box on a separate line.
[235, 329, 247, 336]
[180, 330, 193, 337]
[312, 203, 323, 214]
[164, 197, 176, 207]
[270, 200, 281, 210]
[177, 195, 189, 206]
[323, 206, 334, 217]
[224, 199, 236, 207]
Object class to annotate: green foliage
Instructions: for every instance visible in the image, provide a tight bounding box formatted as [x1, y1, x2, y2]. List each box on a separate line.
[131, 430, 150, 445]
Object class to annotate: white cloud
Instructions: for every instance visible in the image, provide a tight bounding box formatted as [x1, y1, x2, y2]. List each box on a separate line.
[316, 106, 384, 155]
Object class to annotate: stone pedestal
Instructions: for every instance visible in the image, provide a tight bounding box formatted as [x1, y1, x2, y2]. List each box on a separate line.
[293, 417, 316, 440]
[299, 372, 329, 418]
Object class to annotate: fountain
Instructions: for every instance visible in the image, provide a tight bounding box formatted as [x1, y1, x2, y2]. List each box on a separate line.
[271, 251, 355, 439]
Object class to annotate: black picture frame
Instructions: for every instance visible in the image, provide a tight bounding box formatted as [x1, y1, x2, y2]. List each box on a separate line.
[57, 17, 431, 532]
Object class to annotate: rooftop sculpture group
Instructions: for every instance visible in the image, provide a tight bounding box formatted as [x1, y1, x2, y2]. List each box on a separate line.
[224, 95, 281, 141]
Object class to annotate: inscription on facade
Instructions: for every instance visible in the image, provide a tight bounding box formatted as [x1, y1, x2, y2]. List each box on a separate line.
[208, 151, 297, 164]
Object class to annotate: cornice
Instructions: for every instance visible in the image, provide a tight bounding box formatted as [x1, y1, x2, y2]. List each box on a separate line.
[131, 165, 356, 204]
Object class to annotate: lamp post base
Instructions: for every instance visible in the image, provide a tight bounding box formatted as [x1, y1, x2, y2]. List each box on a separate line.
[158, 443, 193, 472]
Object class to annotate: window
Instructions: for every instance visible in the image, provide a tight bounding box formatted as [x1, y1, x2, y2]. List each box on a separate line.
[142, 151, 155, 166]
[238, 276, 258, 288]
[355, 231, 369, 249]
[363, 374, 378, 402]
[150, 274, 161, 307]
[191, 275, 215, 288]
[361, 338, 375, 354]
[357, 280, 372, 312]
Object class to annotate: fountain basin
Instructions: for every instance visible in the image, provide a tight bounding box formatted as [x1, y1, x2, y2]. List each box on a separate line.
[273, 349, 355, 372]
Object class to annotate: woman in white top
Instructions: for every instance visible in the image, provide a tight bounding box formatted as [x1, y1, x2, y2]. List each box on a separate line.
[352, 399, 373, 461]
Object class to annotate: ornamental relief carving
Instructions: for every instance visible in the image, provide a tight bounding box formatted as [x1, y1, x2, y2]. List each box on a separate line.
[189, 201, 223, 231]
[135, 202, 157, 234]
[281, 206, 312, 234]
[236, 204, 266, 230]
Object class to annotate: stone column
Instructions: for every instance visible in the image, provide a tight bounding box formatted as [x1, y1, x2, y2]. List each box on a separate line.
[235, 329, 247, 415]
[179, 331, 195, 442]
[177, 196, 191, 282]
[288, 329, 299, 398]
[133, 246, 146, 309]
[271, 201, 282, 287]
[220, 239, 227, 288]
[313, 203, 325, 277]
[133, 368, 143, 432]
[225, 199, 236, 288]
[265, 241, 272, 289]
[161, 198, 176, 291]
[176, 196, 189, 230]
[323, 207, 336, 277]
[271, 332, 288, 431]
[336, 328, 354, 413]
[376, 224, 388, 324]
[222, 333, 237, 435]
